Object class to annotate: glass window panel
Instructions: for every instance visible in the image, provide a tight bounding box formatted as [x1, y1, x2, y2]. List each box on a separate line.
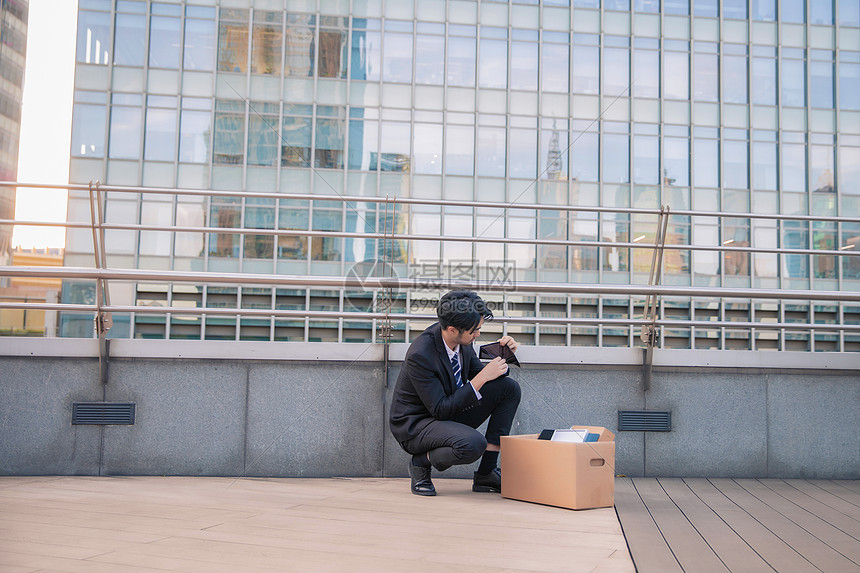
[113, 14, 145, 66]
[150, 15, 181, 69]
[348, 119, 378, 171]
[781, 58, 805, 107]
[664, 0, 688, 14]
[782, 143, 806, 192]
[840, 61, 860, 111]
[278, 203, 309, 260]
[448, 37, 477, 87]
[634, 50, 659, 98]
[633, 135, 659, 184]
[694, 0, 718, 17]
[319, 25, 348, 79]
[693, 52, 718, 101]
[603, 134, 629, 183]
[184, 16, 216, 71]
[213, 102, 245, 165]
[78, 10, 111, 64]
[380, 121, 411, 172]
[509, 127, 537, 178]
[575, 0, 599, 7]
[693, 138, 718, 188]
[542, 43, 569, 93]
[511, 40, 538, 91]
[479, 38, 508, 89]
[179, 109, 210, 163]
[413, 123, 443, 174]
[281, 114, 312, 167]
[810, 61, 834, 109]
[541, 120, 568, 179]
[782, 0, 805, 23]
[634, 0, 660, 13]
[144, 108, 177, 161]
[664, 51, 689, 100]
[751, 57, 776, 105]
[723, 139, 748, 189]
[752, 141, 776, 190]
[208, 200, 241, 257]
[109, 106, 142, 159]
[218, 16, 249, 73]
[839, 146, 860, 195]
[751, 0, 775, 21]
[71, 103, 106, 158]
[251, 17, 283, 75]
[416, 34, 444, 85]
[722, 54, 748, 104]
[604, 47, 629, 96]
[841, 0, 860, 26]
[248, 112, 279, 166]
[383, 32, 412, 83]
[350, 24, 380, 81]
[605, 0, 630, 10]
[810, 145, 835, 193]
[810, 0, 834, 25]
[477, 126, 506, 177]
[446, 125, 475, 176]
[664, 137, 689, 187]
[572, 45, 599, 94]
[571, 129, 599, 182]
[285, 16, 316, 77]
[723, 0, 746, 19]
[314, 118, 346, 169]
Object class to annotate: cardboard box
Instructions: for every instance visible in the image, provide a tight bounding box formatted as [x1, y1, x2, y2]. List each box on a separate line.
[500, 426, 615, 510]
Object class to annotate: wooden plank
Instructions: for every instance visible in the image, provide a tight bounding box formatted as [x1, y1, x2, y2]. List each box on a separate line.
[631, 479, 729, 573]
[613, 478, 683, 573]
[785, 480, 860, 522]
[685, 478, 818, 573]
[740, 480, 860, 566]
[712, 479, 858, 573]
[658, 479, 773, 573]
[836, 481, 860, 495]
[762, 481, 860, 543]
[812, 480, 860, 506]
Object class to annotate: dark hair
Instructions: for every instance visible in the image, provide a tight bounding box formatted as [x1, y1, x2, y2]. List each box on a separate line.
[437, 290, 493, 332]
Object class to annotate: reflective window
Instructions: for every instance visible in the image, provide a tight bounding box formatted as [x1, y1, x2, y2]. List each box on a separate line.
[184, 6, 216, 71]
[542, 36, 569, 93]
[634, 0, 660, 13]
[144, 96, 177, 161]
[664, 0, 688, 14]
[572, 38, 599, 94]
[218, 9, 249, 73]
[722, 45, 748, 104]
[415, 26, 444, 85]
[781, 53, 806, 107]
[781, 133, 807, 192]
[810, 54, 834, 109]
[149, 8, 181, 69]
[633, 40, 659, 98]
[511, 30, 538, 91]
[281, 105, 312, 167]
[113, 13, 145, 66]
[312, 200, 342, 261]
[178, 97, 211, 163]
[477, 117, 506, 177]
[480, 28, 507, 89]
[209, 198, 241, 258]
[604, 37, 629, 96]
[839, 142, 860, 195]
[448, 27, 477, 87]
[350, 19, 380, 81]
[693, 134, 719, 188]
[723, 0, 746, 19]
[319, 17, 348, 79]
[285, 14, 315, 77]
[77, 8, 110, 64]
[694, 0, 718, 17]
[633, 133, 659, 185]
[574, 0, 599, 7]
[751, 0, 775, 21]
[664, 131, 689, 187]
[379, 121, 411, 172]
[109, 95, 142, 160]
[693, 44, 718, 102]
[751, 49, 776, 106]
[244, 200, 275, 260]
[314, 109, 346, 170]
[664, 42, 689, 100]
[603, 131, 629, 184]
[782, 0, 805, 23]
[213, 99, 246, 165]
[840, 53, 860, 111]
[413, 123, 443, 174]
[841, 0, 860, 26]
[810, 0, 834, 25]
[248, 102, 279, 166]
[752, 137, 777, 191]
[446, 124, 475, 176]
[723, 135, 748, 190]
[604, 0, 630, 10]
[541, 119, 568, 179]
[509, 122, 537, 179]
[810, 139, 835, 193]
[571, 121, 599, 182]
[71, 98, 106, 158]
[278, 200, 309, 260]
[348, 110, 379, 171]
[382, 21, 412, 83]
[251, 11, 282, 75]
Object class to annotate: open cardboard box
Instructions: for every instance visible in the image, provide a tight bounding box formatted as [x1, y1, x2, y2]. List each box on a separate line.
[500, 426, 615, 510]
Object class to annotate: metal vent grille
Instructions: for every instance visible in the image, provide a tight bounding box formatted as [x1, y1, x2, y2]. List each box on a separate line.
[618, 410, 671, 432]
[72, 402, 135, 425]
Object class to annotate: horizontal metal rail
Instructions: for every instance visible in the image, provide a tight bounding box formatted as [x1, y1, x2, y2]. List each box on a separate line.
[0, 302, 857, 332]
[3, 266, 860, 303]
[3, 218, 858, 257]
[4, 181, 860, 224]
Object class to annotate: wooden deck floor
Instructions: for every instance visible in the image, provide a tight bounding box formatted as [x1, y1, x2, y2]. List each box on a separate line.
[0, 476, 633, 573]
[614, 478, 860, 573]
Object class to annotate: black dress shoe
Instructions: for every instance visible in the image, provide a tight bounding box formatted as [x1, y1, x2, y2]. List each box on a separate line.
[409, 461, 436, 496]
[472, 467, 502, 492]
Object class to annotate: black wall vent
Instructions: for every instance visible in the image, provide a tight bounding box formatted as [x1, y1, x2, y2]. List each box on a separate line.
[618, 410, 671, 432]
[72, 402, 136, 425]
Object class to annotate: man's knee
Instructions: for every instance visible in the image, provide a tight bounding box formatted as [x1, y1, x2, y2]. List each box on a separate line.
[455, 432, 487, 464]
[504, 377, 522, 404]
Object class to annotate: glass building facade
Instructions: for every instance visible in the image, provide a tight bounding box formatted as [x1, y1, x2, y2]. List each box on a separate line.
[63, 0, 860, 349]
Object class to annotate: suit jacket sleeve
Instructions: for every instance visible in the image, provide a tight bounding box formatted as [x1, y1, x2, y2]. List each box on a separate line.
[407, 348, 479, 421]
[464, 343, 508, 383]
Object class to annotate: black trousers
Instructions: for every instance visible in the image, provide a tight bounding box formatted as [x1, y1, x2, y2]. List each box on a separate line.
[401, 376, 521, 472]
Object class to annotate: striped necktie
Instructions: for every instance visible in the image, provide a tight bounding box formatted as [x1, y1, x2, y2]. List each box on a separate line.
[451, 352, 463, 388]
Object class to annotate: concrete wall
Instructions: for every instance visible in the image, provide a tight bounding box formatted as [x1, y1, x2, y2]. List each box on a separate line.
[1, 342, 858, 479]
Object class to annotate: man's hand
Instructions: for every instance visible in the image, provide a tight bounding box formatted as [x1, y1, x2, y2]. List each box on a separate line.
[497, 335, 518, 353]
[471, 357, 508, 392]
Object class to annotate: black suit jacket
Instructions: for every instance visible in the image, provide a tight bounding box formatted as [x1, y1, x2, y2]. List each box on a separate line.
[389, 323, 504, 444]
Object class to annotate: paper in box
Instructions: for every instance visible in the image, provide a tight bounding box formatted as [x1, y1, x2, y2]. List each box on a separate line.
[500, 425, 615, 510]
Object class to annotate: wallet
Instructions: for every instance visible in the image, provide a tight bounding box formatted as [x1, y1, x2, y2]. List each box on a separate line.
[479, 341, 520, 367]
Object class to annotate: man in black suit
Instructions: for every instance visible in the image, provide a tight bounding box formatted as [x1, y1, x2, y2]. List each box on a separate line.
[389, 290, 521, 496]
